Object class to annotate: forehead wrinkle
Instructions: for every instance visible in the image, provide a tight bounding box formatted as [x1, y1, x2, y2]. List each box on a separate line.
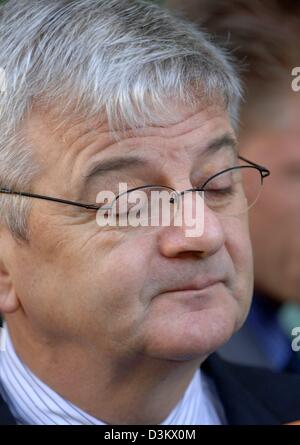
[23, 112, 117, 198]
[62, 137, 123, 194]
[43, 118, 118, 189]
[51, 120, 151, 183]
[62, 129, 114, 163]
[23, 111, 64, 171]
[29, 104, 232, 191]
[74, 137, 167, 183]
[55, 118, 106, 148]
[70, 114, 234, 190]
[170, 116, 235, 157]
[112, 111, 231, 156]
[32, 103, 226, 166]
[132, 104, 228, 139]
[122, 108, 233, 159]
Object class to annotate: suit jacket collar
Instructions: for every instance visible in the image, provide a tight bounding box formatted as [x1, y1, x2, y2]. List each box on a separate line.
[0, 393, 16, 425]
[202, 353, 279, 425]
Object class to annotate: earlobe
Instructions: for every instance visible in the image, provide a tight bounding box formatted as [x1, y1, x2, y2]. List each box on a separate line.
[0, 262, 20, 314]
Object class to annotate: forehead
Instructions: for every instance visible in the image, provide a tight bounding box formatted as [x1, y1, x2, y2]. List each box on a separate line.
[24, 103, 234, 167]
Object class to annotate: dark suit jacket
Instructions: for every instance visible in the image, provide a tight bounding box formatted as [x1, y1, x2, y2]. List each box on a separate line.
[219, 295, 300, 374]
[1, 353, 300, 425]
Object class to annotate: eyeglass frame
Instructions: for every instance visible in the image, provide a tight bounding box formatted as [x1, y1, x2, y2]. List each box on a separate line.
[0, 155, 270, 212]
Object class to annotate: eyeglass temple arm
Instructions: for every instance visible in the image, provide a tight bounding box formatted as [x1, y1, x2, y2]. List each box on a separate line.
[238, 155, 270, 177]
[0, 187, 100, 210]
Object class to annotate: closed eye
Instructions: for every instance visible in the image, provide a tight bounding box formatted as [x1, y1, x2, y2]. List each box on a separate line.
[205, 186, 235, 196]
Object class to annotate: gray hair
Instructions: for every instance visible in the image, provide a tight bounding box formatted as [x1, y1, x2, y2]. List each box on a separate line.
[0, 0, 242, 241]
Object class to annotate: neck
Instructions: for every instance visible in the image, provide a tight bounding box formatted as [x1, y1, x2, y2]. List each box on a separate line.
[6, 318, 204, 425]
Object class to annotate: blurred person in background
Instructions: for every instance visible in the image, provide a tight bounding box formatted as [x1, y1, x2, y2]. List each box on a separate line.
[167, 0, 300, 372]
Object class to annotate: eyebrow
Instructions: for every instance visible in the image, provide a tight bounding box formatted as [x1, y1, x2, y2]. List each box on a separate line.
[82, 132, 237, 183]
[204, 133, 238, 155]
[83, 155, 148, 181]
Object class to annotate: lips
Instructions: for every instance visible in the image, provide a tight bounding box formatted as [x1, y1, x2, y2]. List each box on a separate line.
[161, 278, 224, 294]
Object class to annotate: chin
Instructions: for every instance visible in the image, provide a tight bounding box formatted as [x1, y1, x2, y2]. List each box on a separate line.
[141, 304, 239, 362]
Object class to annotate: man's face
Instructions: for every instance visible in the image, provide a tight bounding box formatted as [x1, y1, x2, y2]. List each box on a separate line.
[7, 103, 253, 362]
[240, 93, 300, 303]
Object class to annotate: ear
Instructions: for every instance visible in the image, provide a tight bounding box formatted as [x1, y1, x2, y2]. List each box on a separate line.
[0, 258, 20, 314]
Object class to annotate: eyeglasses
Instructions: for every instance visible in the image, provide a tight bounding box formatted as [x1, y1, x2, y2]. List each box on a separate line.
[0, 155, 270, 224]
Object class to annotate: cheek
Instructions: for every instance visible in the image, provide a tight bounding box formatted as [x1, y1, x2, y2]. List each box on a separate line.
[69, 233, 159, 347]
[12, 227, 155, 345]
[70, 231, 155, 313]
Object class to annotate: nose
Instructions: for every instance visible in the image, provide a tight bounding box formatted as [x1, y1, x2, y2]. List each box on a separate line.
[157, 198, 225, 259]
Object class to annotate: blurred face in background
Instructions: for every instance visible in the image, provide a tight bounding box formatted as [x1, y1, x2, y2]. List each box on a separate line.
[240, 90, 300, 303]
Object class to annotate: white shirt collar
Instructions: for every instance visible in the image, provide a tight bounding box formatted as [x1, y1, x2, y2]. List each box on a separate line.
[0, 323, 225, 425]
